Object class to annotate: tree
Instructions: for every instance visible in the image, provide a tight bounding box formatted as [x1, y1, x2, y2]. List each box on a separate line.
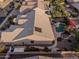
[71, 31, 79, 52]
[0, 44, 6, 53]
[50, 0, 70, 18]
[13, 0, 21, 9]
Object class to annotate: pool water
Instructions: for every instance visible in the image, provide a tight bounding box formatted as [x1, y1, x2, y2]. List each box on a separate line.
[0, 17, 5, 24]
[56, 23, 66, 32]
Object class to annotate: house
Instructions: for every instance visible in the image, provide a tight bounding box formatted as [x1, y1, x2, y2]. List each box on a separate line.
[1, 8, 55, 45]
[0, 0, 55, 46]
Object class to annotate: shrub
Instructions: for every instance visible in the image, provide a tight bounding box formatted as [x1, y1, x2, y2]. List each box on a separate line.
[43, 47, 51, 52]
[0, 45, 7, 53]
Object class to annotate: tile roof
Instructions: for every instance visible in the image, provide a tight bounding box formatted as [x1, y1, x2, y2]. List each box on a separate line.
[1, 7, 55, 44]
[0, 0, 13, 8]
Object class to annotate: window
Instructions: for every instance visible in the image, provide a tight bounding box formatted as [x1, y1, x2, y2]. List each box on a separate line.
[35, 27, 42, 32]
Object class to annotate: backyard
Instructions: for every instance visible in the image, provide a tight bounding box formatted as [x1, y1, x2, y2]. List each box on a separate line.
[50, 0, 79, 51]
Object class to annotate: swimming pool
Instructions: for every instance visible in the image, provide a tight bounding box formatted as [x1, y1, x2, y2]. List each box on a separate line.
[56, 23, 66, 32]
[0, 17, 5, 24]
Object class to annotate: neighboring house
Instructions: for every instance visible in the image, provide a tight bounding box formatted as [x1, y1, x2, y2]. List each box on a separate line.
[8, 51, 79, 59]
[9, 55, 53, 59]
[0, 0, 14, 17]
[65, 0, 79, 28]
[66, 0, 79, 11]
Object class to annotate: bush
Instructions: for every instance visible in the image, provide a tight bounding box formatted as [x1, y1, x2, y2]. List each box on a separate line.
[70, 32, 79, 52]
[43, 47, 51, 52]
[14, 2, 21, 9]
[8, 17, 16, 25]
[0, 45, 8, 53]
[0, 25, 6, 31]
[63, 48, 68, 51]
[24, 47, 40, 52]
[75, 32, 79, 40]
[70, 9, 78, 17]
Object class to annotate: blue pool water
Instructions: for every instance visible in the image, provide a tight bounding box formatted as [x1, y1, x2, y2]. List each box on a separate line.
[0, 17, 5, 24]
[56, 24, 66, 32]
